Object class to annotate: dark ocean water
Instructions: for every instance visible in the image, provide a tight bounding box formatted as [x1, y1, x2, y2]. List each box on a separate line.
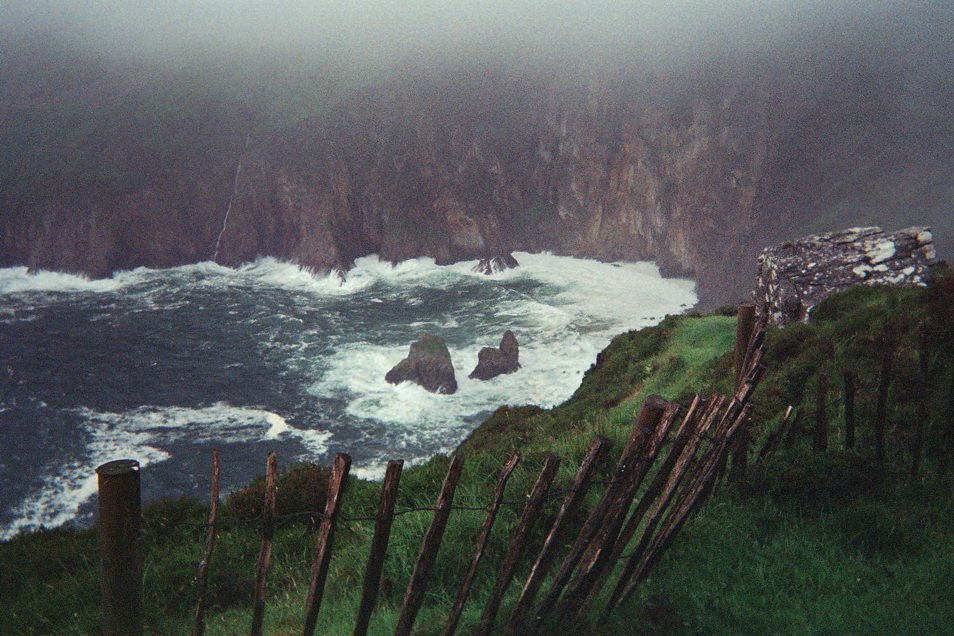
[0, 253, 695, 538]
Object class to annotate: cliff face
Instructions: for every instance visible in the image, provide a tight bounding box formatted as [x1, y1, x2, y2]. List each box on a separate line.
[2, 52, 952, 306]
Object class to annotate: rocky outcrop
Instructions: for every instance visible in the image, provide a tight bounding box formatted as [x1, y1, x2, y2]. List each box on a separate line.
[755, 227, 937, 325]
[473, 253, 519, 275]
[469, 330, 520, 380]
[385, 333, 458, 394]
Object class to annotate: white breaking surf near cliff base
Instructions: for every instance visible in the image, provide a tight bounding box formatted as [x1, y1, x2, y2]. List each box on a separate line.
[0, 252, 695, 537]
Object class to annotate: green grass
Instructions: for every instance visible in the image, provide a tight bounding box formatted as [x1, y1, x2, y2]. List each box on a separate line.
[3, 272, 954, 635]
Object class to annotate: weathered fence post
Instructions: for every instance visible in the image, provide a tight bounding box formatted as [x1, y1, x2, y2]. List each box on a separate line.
[303, 453, 352, 636]
[843, 370, 856, 450]
[192, 449, 220, 636]
[354, 460, 404, 636]
[96, 459, 143, 636]
[813, 373, 828, 452]
[730, 303, 757, 478]
[734, 303, 757, 389]
[394, 455, 465, 636]
[503, 435, 611, 636]
[474, 453, 561, 636]
[911, 323, 930, 482]
[875, 350, 893, 471]
[444, 451, 521, 636]
[250, 452, 277, 636]
[535, 396, 668, 627]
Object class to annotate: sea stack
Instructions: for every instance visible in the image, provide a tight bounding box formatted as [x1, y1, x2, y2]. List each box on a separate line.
[385, 333, 458, 394]
[469, 330, 521, 380]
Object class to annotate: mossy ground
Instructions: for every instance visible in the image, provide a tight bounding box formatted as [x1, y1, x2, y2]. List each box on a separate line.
[3, 270, 953, 635]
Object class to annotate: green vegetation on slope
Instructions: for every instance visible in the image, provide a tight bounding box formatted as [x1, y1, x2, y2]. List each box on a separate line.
[2, 270, 954, 635]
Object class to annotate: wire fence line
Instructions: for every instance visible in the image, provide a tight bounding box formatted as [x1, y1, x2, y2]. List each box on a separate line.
[96, 306, 770, 636]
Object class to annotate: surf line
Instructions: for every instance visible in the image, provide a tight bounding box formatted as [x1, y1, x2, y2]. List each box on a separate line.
[213, 133, 250, 264]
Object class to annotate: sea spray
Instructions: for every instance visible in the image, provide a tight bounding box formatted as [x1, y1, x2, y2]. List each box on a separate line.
[0, 253, 695, 537]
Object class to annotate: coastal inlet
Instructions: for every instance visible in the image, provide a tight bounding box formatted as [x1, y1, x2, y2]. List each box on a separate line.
[0, 252, 696, 538]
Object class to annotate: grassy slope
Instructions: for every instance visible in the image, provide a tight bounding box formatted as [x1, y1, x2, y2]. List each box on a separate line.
[2, 279, 953, 635]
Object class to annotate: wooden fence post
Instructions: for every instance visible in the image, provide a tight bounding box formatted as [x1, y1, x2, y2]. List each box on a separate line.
[394, 455, 465, 636]
[192, 449, 220, 636]
[911, 323, 930, 482]
[560, 402, 680, 618]
[354, 460, 404, 636]
[503, 436, 611, 636]
[813, 373, 829, 452]
[443, 451, 521, 636]
[303, 453, 353, 636]
[731, 303, 758, 478]
[534, 396, 668, 628]
[875, 350, 893, 471]
[250, 452, 278, 636]
[96, 459, 143, 636]
[474, 453, 561, 636]
[843, 370, 856, 450]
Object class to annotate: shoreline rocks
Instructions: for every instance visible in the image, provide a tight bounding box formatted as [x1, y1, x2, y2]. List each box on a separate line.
[469, 330, 521, 380]
[385, 333, 458, 394]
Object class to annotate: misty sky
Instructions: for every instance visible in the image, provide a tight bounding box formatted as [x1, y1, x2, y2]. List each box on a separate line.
[1, 1, 921, 68]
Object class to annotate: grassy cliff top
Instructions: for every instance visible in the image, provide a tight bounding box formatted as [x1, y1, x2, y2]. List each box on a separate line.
[3, 269, 953, 635]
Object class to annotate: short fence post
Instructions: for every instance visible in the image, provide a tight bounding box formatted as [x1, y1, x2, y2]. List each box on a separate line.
[911, 323, 930, 482]
[96, 459, 143, 636]
[813, 373, 828, 452]
[843, 370, 856, 450]
[875, 350, 893, 471]
[731, 303, 757, 477]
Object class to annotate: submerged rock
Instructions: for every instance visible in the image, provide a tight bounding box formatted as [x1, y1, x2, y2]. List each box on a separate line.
[469, 330, 521, 380]
[755, 226, 937, 325]
[386, 333, 458, 394]
[473, 253, 520, 275]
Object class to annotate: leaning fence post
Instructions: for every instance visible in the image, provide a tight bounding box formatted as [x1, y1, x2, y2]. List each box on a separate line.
[443, 451, 521, 636]
[354, 460, 404, 636]
[303, 452, 352, 636]
[474, 453, 561, 636]
[97, 459, 143, 636]
[192, 449, 220, 636]
[394, 455, 465, 636]
[250, 452, 278, 636]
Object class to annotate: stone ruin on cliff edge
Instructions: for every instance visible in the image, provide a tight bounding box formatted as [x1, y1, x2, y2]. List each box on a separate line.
[755, 226, 937, 325]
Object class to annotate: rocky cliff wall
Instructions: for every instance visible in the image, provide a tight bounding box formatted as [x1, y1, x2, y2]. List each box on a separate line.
[2, 56, 952, 306]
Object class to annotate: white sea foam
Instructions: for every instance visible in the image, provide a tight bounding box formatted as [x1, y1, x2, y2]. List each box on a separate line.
[0, 403, 327, 539]
[0, 266, 125, 295]
[309, 252, 696, 473]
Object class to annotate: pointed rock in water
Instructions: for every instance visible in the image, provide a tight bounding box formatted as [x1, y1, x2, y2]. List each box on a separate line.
[386, 333, 458, 394]
[469, 330, 521, 381]
[473, 253, 520, 275]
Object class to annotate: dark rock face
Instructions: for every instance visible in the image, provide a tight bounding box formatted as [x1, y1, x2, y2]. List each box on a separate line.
[385, 333, 458, 394]
[473, 253, 520, 275]
[469, 330, 521, 381]
[755, 226, 937, 325]
[4, 28, 954, 308]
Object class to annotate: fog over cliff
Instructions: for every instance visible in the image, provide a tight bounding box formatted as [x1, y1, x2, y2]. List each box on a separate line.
[2, 1, 952, 305]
